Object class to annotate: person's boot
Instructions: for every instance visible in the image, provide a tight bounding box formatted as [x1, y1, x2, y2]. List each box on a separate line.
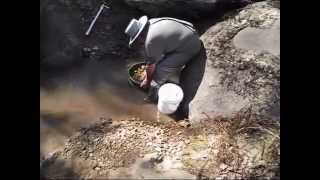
[144, 82, 159, 103]
[171, 104, 191, 128]
[143, 96, 154, 103]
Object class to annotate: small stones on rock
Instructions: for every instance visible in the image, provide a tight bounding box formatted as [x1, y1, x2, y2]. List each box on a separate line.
[178, 120, 191, 128]
[93, 46, 99, 50]
[202, 156, 208, 160]
[182, 152, 190, 156]
[82, 47, 92, 58]
[219, 163, 228, 170]
[151, 136, 156, 140]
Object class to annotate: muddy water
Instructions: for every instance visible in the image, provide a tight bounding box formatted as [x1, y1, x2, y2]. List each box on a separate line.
[40, 57, 172, 155]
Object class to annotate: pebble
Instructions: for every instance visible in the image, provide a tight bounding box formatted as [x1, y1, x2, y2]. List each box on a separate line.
[219, 163, 228, 170]
[182, 152, 190, 156]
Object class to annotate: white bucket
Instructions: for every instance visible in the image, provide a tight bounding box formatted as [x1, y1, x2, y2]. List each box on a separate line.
[157, 83, 184, 114]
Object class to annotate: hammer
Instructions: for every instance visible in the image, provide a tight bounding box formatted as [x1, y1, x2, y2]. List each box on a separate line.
[85, 1, 111, 36]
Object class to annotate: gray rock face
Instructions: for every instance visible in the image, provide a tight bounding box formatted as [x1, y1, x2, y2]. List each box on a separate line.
[189, 60, 250, 121]
[40, 0, 84, 67]
[40, 0, 140, 68]
[189, 2, 280, 123]
[124, 0, 251, 18]
[233, 19, 280, 56]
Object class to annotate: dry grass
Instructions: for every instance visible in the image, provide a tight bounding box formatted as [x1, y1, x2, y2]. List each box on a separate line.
[193, 107, 280, 179]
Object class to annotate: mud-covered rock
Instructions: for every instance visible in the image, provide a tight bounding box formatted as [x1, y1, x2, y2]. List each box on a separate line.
[40, 0, 140, 68]
[189, 1, 280, 123]
[124, 0, 252, 19]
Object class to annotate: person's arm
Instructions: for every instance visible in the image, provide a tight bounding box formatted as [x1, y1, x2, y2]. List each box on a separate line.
[141, 34, 163, 88]
[140, 63, 156, 88]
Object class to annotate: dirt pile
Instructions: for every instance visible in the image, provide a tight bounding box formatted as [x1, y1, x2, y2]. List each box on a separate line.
[41, 113, 279, 179]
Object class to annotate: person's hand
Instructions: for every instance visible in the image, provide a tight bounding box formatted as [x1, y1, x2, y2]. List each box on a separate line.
[140, 77, 149, 88]
[139, 70, 146, 81]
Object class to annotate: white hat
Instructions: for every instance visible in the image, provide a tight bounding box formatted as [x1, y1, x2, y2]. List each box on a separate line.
[124, 16, 148, 47]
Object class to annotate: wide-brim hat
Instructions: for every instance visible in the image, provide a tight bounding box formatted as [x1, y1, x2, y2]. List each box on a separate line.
[124, 16, 148, 47]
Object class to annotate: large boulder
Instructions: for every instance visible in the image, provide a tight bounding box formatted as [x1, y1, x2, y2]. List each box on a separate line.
[124, 0, 252, 19]
[189, 1, 280, 123]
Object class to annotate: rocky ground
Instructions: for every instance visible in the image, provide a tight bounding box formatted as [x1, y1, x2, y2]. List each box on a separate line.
[41, 111, 279, 179]
[40, 0, 280, 179]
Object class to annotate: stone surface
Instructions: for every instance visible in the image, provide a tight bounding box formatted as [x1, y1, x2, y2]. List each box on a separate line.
[188, 2, 280, 123]
[233, 19, 280, 56]
[189, 61, 250, 121]
[124, 0, 251, 19]
[40, 0, 140, 68]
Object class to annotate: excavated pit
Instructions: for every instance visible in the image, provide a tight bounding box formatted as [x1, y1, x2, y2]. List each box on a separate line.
[40, 0, 279, 179]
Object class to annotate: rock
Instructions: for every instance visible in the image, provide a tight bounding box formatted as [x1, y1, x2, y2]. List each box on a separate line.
[40, 0, 85, 67]
[124, 0, 251, 19]
[233, 19, 280, 56]
[92, 46, 99, 50]
[219, 163, 228, 170]
[177, 120, 191, 128]
[188, 2, 280, 123]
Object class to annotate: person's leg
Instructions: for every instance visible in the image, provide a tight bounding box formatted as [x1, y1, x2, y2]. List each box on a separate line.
[145, 52, 190, 104]
[145, 80, 161, 103]
[177, 41, 207, 119]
